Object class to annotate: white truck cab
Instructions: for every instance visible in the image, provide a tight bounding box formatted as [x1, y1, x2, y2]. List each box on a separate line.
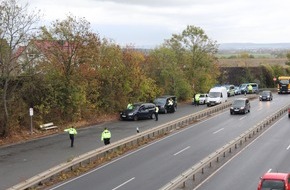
[207, 87, 228, 107]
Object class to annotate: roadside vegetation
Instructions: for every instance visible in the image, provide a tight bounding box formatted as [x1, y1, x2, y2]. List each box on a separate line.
[0, 0, 290, 142]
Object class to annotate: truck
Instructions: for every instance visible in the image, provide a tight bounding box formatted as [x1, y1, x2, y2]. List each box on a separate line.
[207, 87, 228, 107]
[277, 76, 290, 94]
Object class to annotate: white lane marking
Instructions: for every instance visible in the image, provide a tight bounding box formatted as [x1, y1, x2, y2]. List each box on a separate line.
[239, 116, 246, 120]
[112, 177, 135, 190]
[213, 128, 224, 134]
[174, 146, 190, 156]
[287, 144, 290, 150]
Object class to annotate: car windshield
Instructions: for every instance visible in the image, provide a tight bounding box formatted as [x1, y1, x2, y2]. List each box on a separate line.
[261, 92, 270, 96]
[200, 94, 206, 98]
[233, 100, 245, 107]
[209, 92, 221, 98]
[154, 98, 167, 104]
[240, 84, 247, 89]
[279, 79, 289, 85]
[261, 179, 285, 190]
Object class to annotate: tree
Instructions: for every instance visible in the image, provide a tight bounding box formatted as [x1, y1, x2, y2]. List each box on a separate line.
[37, 14, 101, 121]
[146, 25, 219, 100]
[285, 52, 290, 66]
[0, 0, 40, 136]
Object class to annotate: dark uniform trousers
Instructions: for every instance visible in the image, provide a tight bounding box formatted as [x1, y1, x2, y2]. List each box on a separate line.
[69, 134, 74, 147]
[104, 138, 110, 145]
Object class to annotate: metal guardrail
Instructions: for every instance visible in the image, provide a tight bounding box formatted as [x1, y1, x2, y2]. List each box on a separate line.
[159, 103, 289, 190]
[7, 95, 256, 190]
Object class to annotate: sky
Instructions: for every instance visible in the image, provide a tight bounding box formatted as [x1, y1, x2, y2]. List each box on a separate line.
[19, 0, 290, 48]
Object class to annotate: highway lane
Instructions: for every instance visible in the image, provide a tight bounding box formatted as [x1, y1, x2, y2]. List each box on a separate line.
[195, 108, 290, 190]
[0, 100, 211, 189]
[50, 93, 290, 190]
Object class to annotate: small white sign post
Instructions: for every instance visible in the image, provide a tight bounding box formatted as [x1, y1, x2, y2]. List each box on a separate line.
[29, 108, 33, 134]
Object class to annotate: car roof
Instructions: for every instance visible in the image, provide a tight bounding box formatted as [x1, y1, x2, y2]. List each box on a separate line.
[133, 102, 154, 105]
[262, 173, 289, 180]
[234, 98, 249, 101]
[156, 95, 176, 99]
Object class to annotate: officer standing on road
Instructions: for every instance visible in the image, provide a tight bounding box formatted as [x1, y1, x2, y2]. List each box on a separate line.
[101, 128, 111, 145]
[154, 106, 159, 121]
[195, 93, 200, 106]
[248, 84, 253, 94]
[168, 98, 174, 112]
[64, 126, 77, 147]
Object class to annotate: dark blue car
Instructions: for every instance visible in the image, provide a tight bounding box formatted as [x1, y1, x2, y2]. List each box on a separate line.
[120, 103, 156, 121]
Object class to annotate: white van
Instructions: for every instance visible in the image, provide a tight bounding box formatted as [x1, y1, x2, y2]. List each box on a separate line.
[207, 87, 228, 106]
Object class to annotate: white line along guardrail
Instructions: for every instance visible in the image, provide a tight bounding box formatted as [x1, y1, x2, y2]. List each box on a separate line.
[159, 103, 289, 190]
[7, 95, 257, 190]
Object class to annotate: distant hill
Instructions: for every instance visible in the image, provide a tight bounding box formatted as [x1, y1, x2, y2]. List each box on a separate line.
[219, 43, 290, 50]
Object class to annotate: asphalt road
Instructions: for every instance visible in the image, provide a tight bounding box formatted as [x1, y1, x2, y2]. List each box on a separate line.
[48, 94, 290, 190]
[194, 107, 290, 190]
[0, 99, 207, 189]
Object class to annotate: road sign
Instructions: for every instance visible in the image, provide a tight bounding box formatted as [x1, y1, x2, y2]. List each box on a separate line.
[29, 108, 33, 116]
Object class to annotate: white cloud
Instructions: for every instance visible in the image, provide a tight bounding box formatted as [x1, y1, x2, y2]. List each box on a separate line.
[19, 0, 290, 47]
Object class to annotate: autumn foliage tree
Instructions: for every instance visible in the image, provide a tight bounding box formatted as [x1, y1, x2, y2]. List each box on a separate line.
[145, 25, 220, 100]
[0, 0, 40, 136]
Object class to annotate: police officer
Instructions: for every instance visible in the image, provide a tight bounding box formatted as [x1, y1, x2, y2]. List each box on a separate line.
[168, 98, 174, 112]
[127, 103, 133, 109]
[64, 126, 77, 147]
[154, 106, 159, 121]
[101, 128, 111, 145]
[248, 84, 253, 94]
[195, 93, 200, 106]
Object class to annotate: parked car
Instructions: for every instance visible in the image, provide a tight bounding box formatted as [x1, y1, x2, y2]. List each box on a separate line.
[224, 84, 235, 97]
[199, 93, 208, 104]
[120, 102, 156, 121]
[239, 82, 259, 94]
[154, 95, 177, 113]
[192, 93, 208, 105]
[259, 90, 273, 101]
[257, 172, 290, 190]
[230, 98, 250, 114]
[234, 86, 241, 95]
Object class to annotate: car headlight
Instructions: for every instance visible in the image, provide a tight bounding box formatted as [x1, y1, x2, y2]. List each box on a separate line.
[259, 96, 262, 98]
[230, 107, 233, 109]
[241, 107, 245, 109]
[128, 113, 134, 116]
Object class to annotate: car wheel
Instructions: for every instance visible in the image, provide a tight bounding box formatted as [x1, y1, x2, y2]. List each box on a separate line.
[133, 115, 138, 121]
[151, 113, 155, 119]
[164, 109, 168, 114]
[230, 111, 233, 115]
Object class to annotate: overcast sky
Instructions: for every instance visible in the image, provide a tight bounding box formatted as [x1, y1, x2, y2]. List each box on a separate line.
[20, 0, 290, 48]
